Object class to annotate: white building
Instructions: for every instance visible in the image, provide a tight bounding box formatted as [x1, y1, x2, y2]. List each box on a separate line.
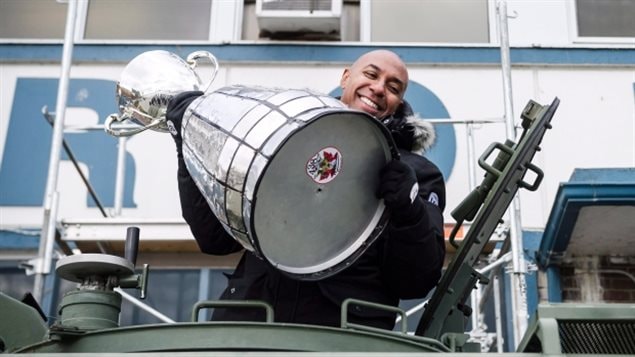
[0, 0, 633, 352]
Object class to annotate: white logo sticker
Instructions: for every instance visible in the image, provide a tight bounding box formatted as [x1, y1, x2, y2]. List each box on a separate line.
[409, 183, 419, 203]
[166, 120, 178, 137]
[428, 192, 439, 206]
[306, 147, 342, 184]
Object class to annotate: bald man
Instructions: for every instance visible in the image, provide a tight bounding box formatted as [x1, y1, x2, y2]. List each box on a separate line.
[340, 49, 409, 119]
[166, 50, 446, 330]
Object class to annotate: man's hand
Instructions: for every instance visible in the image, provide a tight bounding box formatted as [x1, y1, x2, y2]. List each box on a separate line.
[378, 160, 424, 226]
[385, 101, 416, 151]
[166, 91, 203, 158]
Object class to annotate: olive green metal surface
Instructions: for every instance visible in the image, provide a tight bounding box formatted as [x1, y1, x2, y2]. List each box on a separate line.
[0, 292, 48, 353]
[15, 322, 445, 353]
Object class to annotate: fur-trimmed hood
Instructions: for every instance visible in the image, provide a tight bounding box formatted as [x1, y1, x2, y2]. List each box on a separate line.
[403, 114, 436, 153]
[382, 101, 436, 154]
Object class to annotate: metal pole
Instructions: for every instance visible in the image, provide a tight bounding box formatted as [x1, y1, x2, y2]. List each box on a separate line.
[471, 284, 483, 334]
[477, 252, 512, 276]
[497, 0, 528, 347]
[114, 288, 175, 323]
[466, 123, 478, 189]
[42, 107, 109, 218]
[466, 122, 480, 334]
[198, 268, 211, 321]
[395, 298, 429, 323]
[33, 0, 78, 303]
[113, 136, 128, 216]
[498, 0, 516, 141]
[493, 275, 504, 352]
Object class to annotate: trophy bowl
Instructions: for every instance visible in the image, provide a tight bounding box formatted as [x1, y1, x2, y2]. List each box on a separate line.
[106, 50, 218, 137]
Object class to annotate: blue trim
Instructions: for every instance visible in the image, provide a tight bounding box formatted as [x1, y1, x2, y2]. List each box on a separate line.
[522, 230, 542, 318]
[546, 266, 562, 303]
[1, 44, 634, 65]
[0, 230, 40, 249]
[536, 168, 635, 268]
[569, 167, 635, 182]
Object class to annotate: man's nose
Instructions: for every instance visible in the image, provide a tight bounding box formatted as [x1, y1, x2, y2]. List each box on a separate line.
[369, 80, 386, 97]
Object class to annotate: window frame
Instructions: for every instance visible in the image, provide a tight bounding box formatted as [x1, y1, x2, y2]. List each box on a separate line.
[359, 0, 496, 45]
[75, 0, 220, 44]
[0, 0, 68, 44]
[566, 0, 635, 45]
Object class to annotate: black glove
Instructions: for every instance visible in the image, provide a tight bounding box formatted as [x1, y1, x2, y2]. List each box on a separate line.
[378, 160, 424, 226]
[385, 101, 416, 151]
[166, 91, 203, 158]
[391, 124, 415, 152]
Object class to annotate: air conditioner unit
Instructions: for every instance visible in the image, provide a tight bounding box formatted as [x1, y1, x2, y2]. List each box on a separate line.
[256, 0, 342, 36]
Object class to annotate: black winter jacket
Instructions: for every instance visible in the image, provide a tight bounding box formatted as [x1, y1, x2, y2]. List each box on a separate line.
[176, 101, 446, 330]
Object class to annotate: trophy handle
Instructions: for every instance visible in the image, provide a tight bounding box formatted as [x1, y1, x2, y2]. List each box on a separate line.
[105, 113, 164, 137]
[186, 51, 219, 93]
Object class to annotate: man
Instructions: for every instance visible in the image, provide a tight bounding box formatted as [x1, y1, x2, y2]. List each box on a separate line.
[166, 50, 446, 330]
[340, 50, 408, 120]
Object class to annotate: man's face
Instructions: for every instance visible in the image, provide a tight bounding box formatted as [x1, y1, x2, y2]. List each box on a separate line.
[340, 50, 408, 120]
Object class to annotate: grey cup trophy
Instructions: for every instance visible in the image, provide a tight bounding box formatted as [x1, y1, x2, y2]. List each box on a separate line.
[178, 85, 395, 280]
[105, 50, 218, 137]
[105, 50, 396, 281]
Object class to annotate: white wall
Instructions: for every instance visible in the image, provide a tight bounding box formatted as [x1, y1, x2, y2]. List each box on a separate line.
[1, 60, 633, 231]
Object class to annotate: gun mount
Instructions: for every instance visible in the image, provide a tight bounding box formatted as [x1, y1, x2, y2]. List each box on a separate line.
[52, 227, 149, 333]
[415, 98, 560, 344]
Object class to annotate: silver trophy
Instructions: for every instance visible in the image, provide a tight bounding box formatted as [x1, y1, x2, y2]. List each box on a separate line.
[105, 50, 396, 280]
[180, 85, 395, 280]
[105, 50, 218, 136]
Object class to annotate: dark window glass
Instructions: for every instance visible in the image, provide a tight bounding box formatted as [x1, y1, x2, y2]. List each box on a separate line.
[84, 0, 212, 40]
[370, 0, 489, 43]
[0, 0, 66, 39]
[576, 0, 635, 38]
[261, 0, 332, 11]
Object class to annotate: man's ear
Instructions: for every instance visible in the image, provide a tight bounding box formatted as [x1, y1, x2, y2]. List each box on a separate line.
[340, 68, 350, 88]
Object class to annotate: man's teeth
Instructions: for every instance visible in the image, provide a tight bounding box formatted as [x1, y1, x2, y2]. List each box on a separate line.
[360, 96, 378, 109]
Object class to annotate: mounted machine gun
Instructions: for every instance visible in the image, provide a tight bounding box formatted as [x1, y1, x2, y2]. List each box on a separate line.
[415, 98, 560, 349]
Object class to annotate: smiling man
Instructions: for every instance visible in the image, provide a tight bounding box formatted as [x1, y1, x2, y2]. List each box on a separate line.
[340, 49, 409, 120]
[165, 49, 446, 331]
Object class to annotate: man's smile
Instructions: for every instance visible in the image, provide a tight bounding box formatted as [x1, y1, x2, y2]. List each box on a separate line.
[359, 95, 379, 110]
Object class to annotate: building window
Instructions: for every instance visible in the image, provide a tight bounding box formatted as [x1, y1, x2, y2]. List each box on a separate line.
[574, 0, 635, 41]
[83, 0, 212, 41]
[260, 0, 333, 11]
[0, 0, 242, 42]
[0, 0, 67, 39]
[367, 0, 490, 43]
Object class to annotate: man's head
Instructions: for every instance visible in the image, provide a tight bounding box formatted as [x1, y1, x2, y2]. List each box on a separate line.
[339, 50, 409, 120]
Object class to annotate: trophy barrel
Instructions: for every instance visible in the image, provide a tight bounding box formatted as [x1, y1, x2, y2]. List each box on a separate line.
[182, 85, 396, 280]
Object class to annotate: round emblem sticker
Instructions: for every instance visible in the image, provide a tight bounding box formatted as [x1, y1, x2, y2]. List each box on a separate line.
[306, 146, 342, 184]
